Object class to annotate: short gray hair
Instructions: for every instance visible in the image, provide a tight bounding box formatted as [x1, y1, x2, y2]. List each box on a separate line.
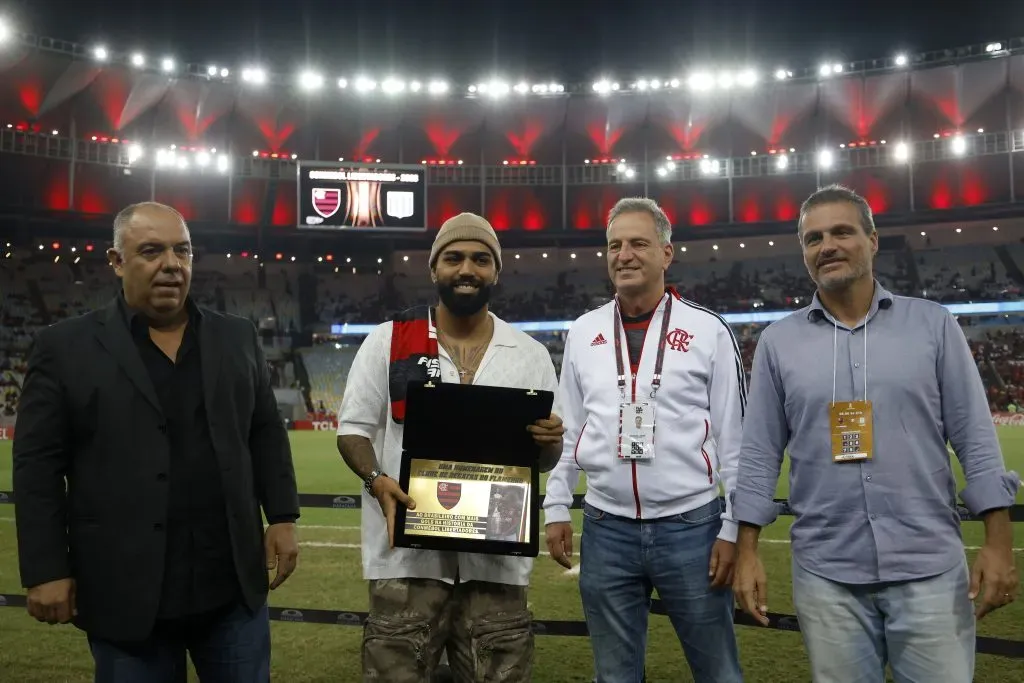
[797, 184, 875, 235]
[606, 197, 673, 246]
[112, 202, 188, 253]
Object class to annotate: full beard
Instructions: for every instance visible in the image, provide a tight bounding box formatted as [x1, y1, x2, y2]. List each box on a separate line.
[437, 280, 492, 317]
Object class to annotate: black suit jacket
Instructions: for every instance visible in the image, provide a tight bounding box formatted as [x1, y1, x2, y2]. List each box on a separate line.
[12, 298, 300, 641]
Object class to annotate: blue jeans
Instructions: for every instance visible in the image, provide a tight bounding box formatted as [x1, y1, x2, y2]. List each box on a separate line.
[88, 602, 271, 683]
[578, 498, 744, 683]
[792, 557, 975, 683]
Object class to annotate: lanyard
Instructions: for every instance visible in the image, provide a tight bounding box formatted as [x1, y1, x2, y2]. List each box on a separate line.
[612, 294, 674, 401]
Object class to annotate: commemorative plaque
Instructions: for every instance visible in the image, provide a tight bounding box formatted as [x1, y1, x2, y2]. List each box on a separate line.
[394, 380, 554, 557]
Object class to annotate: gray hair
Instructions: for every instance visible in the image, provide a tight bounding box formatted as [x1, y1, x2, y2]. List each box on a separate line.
[797, 184, 875, 236]
[606, 197, 673, 246]
[112, 202, 188, 253]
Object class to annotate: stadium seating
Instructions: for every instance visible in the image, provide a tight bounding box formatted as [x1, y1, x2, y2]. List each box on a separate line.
[3, 235, 1024, 418]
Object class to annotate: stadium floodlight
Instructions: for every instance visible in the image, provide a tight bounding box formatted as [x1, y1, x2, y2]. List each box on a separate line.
[219, 68, 229, 78]
[893, 141, 910, 162]
[624, 168, 636, 179]
[687, 72, 714, 91]
[161, 57, 175, 73]
[650, 79, 661, 89]
[532, 84, 548, 94]
[299, 70, 324, 91]
[817, 149, 834, 169]
[155, 149, 175, 167]
[243, 67, 267, 85]
[355, 76, 376, 92]
[0, 18, 10, 43]
[669, 78, 680, 88]
[196, 151, 211, 167]
[895, 53, 908, 67]
[409, 81, 422, 92]
[717, 72, 735, 89]
[486, 80, 510, 97]
[217, 155, 230, 173]
[207, 65, 218, 76]
[736, 69, 758, 87]
[986, 42, 1003, 53]
[427, 80, 447, 94]
[337, 78, 348, 89]
[381, 77, 405, 94]
[951, 135, 966, 156]
[699, 158, 720, 175]
[775, 68, 790, 81]
[127, 144, 144, 164]
[93, 46, 109, 62]
[514, 81, 529, 94]
[130, 53, 145, 68]
[636, 79, 649, 91]
[592, 79, 613, 94]
[616, 162, 627, 173]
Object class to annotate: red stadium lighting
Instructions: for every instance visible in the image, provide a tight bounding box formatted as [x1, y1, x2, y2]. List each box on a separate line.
[51, 241, 60, 250]
[85, 244, 94, 252]
[275, 253, 283, 260]
[325, 254, 333, 262]
[240, 251, 249, 258]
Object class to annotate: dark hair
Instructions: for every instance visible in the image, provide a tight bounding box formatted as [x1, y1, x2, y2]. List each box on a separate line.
[797, 184, 875, 235]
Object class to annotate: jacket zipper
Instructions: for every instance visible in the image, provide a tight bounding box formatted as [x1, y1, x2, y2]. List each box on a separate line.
[626, 314, 646, 520]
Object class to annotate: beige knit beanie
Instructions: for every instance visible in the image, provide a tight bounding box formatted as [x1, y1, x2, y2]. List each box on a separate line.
[429, 212, 502, 272]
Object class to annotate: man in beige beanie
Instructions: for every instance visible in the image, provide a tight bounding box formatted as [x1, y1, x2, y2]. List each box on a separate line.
[336, 211, 565, 682]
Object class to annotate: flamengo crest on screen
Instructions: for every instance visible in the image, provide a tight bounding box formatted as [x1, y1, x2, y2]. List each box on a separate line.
[312, 188, 341, 219]
[437, 482, 462, 510]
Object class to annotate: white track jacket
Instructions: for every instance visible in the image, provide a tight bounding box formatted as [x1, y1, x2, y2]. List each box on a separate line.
[543, 290, 747, 542]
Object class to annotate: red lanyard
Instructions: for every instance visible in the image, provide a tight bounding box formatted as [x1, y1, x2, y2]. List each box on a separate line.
[612, 294, 674, 400]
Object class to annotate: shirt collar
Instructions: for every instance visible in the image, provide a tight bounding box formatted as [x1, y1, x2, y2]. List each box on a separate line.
[489, 313, 519, 348]
[807, 279, 894, 324]
[117, 289, 202, 335]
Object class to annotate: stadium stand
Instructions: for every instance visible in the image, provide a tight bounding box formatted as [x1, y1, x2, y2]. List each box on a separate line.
[4, 227, 1024, 421]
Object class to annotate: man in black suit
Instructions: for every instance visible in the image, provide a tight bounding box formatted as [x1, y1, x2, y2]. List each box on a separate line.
[13, 201, 301, 682]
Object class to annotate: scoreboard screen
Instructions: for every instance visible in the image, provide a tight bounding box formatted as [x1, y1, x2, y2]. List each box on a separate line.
[296, 161, 427, 231]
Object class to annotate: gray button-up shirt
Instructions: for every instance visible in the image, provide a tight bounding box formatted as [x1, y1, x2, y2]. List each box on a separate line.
[732, 281, 1020, 584]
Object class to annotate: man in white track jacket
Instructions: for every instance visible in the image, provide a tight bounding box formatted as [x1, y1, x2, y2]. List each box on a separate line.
[544, 197, 746, 683]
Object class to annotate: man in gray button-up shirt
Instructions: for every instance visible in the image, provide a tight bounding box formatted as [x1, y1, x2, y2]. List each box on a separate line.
[731, 184, 1020, 683]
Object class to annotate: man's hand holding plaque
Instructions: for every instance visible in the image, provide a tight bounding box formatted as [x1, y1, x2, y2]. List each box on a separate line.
[528, 412, 565, 472]
[371, 476, 417, 549]
[528, 413, 564, 445]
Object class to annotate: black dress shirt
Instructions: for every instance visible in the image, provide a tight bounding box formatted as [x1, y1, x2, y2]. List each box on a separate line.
[118, 296, 239, 619]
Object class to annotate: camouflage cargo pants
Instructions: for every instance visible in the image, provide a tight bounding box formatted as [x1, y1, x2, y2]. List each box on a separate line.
[362, 577, 533, 682]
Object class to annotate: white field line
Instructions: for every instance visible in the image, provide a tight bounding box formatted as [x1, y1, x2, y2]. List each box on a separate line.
[1, 517, 1019, 563]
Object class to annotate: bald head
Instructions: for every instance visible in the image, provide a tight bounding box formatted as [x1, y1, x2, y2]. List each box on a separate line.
[113, 202, 188, 255]
[107, 202, 193, 323]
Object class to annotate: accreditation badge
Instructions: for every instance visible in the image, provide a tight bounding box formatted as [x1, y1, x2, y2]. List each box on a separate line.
[618, 402, 655, 460]
[829, 400, 873, 462]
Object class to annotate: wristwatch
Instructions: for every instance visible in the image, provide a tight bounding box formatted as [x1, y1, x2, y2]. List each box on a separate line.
[364, 469, 386, 496]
